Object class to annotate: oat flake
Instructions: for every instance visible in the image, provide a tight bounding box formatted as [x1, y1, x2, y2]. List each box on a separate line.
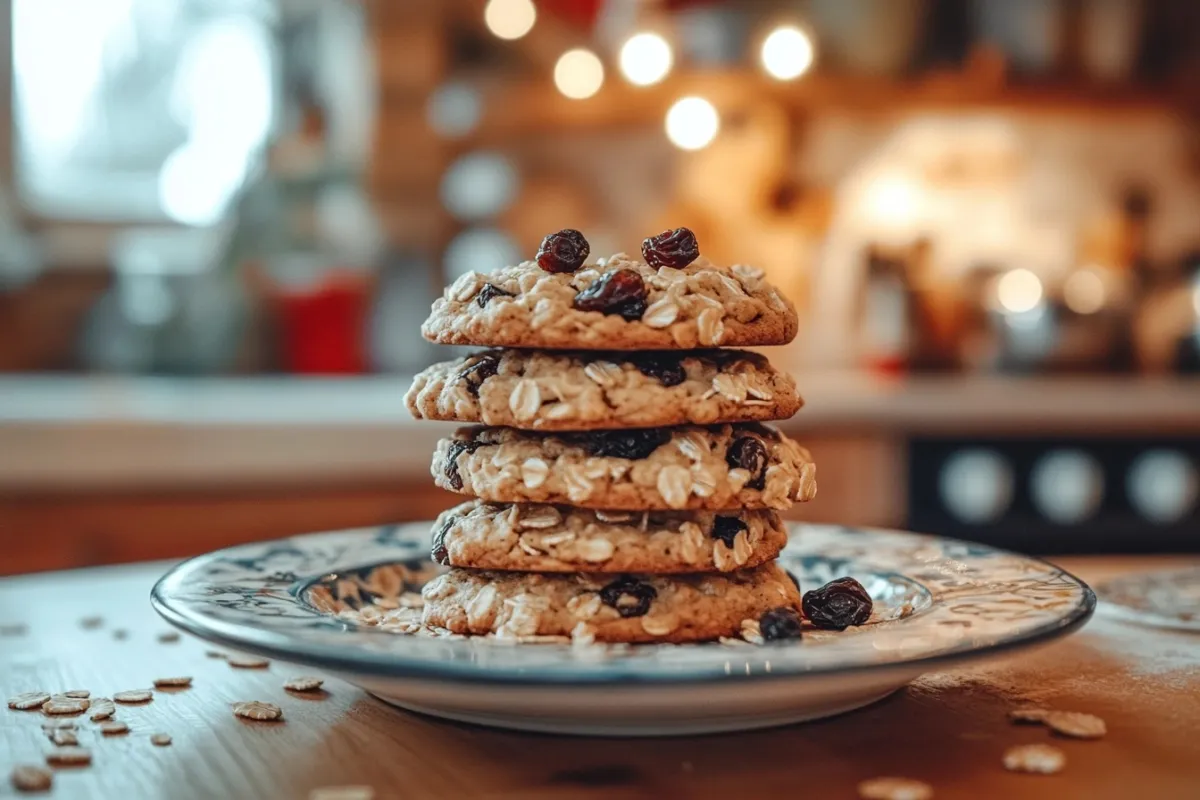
[8, 692, 50, 711]
[1008, 707, 1051, 724]
[100, 721, 129, 736]
[62, 690, 90, 699]
[309, 787, 375, 800]
[49, 729, 79, 747]
[157, 631, 181, 644]
[233, 701, 283, 721]
[1045, 711, 1106, 739]
[1003, 743, 1066, 774]
[42, 698, 88, 715]
[857, 777, 934, 800]
[113, 690, 153, 704]
[153, 677, 193, 688]
[151, 733, 172, 747]
[45, 747, 91, 767]
[284, 677, 325, 693]
[10, 765, 52, 792]
[88, 699, 115, 721]
[228, 656, 270, 669]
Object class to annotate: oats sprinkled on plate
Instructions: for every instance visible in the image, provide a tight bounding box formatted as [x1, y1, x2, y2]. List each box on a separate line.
[100, 720, 129, 736]
[150, 733, 172, 747]
[228, 657, 271, 669]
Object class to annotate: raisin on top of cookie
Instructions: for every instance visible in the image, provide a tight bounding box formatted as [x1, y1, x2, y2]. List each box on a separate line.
[422, 234, 797, 351]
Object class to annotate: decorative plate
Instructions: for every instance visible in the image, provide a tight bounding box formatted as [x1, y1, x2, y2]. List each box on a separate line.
[152, 523, 1095, 736]
[1096, 567, 1200, 632]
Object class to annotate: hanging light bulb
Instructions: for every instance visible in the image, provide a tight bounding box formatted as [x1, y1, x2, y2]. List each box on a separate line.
[665, 96, 719, 151]
[760, 25, 815, 81]
[484, 0, 536, 41]
[554, 48, 605, 100]
[619, 32, 673, 86]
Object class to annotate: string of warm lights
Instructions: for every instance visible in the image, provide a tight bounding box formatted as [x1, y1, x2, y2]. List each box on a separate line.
[482, 0, 816, 151]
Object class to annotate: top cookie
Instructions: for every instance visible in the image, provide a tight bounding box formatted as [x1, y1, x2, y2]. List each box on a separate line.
[421, 253, 798, 350]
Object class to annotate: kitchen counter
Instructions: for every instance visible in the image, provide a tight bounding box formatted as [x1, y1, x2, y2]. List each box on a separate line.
[1, 555, 1198, 799]
[3, 373, 1198, 490]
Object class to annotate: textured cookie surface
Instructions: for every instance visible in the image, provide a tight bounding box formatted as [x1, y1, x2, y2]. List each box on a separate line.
[432, 500, 788, 573]
[432, 423, 816, 511]
[421, 562, 801, 643]
[406, 349, 801, 430]
[421, 253, 798, 350]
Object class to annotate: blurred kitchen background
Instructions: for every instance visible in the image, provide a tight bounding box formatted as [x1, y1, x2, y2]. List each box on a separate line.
[2, 0, 1199, 575]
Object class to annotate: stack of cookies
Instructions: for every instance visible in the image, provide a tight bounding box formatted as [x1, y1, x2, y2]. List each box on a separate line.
[406, 227, 816, 644]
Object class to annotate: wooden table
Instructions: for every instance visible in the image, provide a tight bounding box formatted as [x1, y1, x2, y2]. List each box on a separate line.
[3, 556, 1199, 800]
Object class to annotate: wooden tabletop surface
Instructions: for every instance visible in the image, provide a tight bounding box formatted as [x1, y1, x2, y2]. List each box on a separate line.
[2, 555, 1199, 800]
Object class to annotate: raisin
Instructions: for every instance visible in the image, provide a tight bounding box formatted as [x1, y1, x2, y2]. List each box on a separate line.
[726, 435, 769, 490]
[476, 283, 515, 307]
[456, 353, 499, 397]
[628, 354, 686, 387]
[431, 518, 453, 565]
[572, 269, 648, 321]
[711, 516, 747, 547]
[583, 429, 671, 460]
[443, 439, 484, 491]
[536, 229, 590, 273]
[642, 227, 699, 269]
[802, 577, 873, 631]
[759, 607, 804, 641]
[599, 576, 657, 618]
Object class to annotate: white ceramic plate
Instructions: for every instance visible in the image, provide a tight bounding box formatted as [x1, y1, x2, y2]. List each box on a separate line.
[152, 523, 1094, 736]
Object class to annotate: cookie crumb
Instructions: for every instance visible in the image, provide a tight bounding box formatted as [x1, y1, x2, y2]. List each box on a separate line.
[10, 765, 52, 792]
[857, 777, 933, 800]
[157, 631, 181, 643]
[233, 701, 283, 721]
[79, 616, 104, 630]
[151, 733, 172, 747]
[205, 650, 227, 659]
[1045, 711, 1106, 739]
[284, 677, 324, 693]
[1003, 743, 1066, 774]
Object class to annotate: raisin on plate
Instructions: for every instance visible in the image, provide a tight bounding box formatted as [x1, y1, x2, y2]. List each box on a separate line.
[802, 577, 873, 631]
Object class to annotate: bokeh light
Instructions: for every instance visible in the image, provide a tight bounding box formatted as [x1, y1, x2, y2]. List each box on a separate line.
[760, 25, 815, 81]
[1063, 268, 1107, 315]
[665, 96, 719, 151]
[554, 49, 605, 100]
[484, 0, 536, 41]
[619, 32, 673, 87]
[996, 268, 1044, 314]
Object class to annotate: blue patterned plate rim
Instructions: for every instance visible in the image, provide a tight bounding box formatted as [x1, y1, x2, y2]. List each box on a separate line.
[151, 523, 1095, 686]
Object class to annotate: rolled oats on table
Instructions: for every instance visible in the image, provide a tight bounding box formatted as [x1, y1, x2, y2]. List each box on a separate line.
[1003, 743, 1066, 774]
